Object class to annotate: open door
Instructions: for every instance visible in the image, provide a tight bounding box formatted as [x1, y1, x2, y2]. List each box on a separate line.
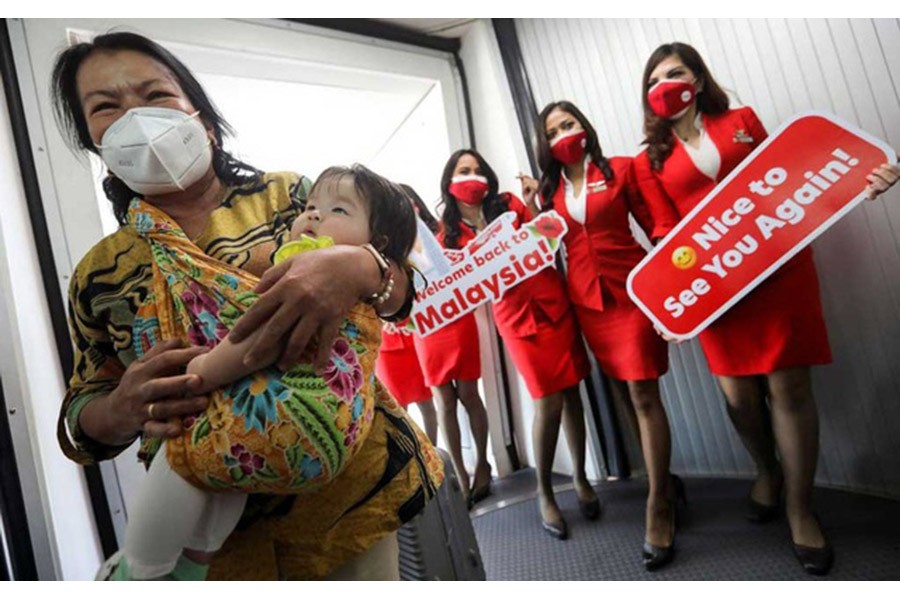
[7, 17, 517, 551]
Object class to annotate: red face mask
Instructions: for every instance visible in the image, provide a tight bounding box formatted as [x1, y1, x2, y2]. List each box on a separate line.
[647, 79, 696, 120]
[449, 175, 489, 206]
[550, 130, 587, 165]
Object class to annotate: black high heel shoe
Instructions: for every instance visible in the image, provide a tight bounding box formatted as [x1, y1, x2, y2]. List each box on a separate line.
[539, 496, 569, 540]
[747, 470, 783, 523]
[747, 497, 780, 523]
[467, 465, 493, 510]
[792, 541, 834, 576]
[542, 517, 569, 540]
[642, 500, 676, 571]
[575, 481, 602, 520]
[579, 497, 601, 521]
[792, 516, 834, 576]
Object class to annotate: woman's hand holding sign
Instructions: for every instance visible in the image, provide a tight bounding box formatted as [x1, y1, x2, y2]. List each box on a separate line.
[517, 172, 540, 215]
[865, 161, 900, 200]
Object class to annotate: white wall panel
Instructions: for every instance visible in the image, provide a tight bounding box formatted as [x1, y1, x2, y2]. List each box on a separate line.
[515, 18, 900, 497]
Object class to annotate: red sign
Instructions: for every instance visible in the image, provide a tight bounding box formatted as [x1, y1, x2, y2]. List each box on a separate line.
[410, 211, 568, 337]
[627, 111, 896, 339]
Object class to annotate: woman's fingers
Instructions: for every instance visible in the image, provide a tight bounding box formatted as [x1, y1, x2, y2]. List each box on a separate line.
[141, 373, 205, 403]
[277, 314, 319, 371]
[254, 258, 292, 295]
[143, 416, 186, 439]
[312, 321, 342, 373]
[653, 324, 682, 344]
[865, 163, 900, 200]
[141, 345, 209, 378]
[141, 395, 209, 424]
[245, 301, 307, 368]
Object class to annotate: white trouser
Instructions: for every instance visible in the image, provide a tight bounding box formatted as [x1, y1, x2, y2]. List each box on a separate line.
[123, 443, 248, 579]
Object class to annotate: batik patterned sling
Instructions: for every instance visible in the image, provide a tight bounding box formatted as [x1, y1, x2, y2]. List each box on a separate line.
[127, 199, 379, 494]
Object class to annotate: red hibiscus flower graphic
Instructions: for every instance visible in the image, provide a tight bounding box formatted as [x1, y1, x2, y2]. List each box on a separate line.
[532, 214, 564, 239]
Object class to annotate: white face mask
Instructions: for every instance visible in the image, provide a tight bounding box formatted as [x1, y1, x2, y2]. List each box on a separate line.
[98, 107, 212, 196]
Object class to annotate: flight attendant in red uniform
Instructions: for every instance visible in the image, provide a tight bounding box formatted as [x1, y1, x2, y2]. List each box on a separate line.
[412, 178, 492, 507]
[437, 149, 598, 539]
[633, 42, 899, 576]
[522, 101, 683, 570]
[375, 186, 441, 446]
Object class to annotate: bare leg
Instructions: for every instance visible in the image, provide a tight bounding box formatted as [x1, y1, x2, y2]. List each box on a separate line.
[717, 375, 782, 506]
[625, 378, 673, 547]
[533, 392, 565, 527]
[455, 379, 491, 493]
[767, 367, 825, 548]
[561, 386, 598, 507]
[415, 398, 439, 446]
[433, 383, 468, 492]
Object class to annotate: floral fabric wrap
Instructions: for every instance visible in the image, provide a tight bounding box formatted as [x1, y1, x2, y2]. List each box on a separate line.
[128, 199, 379, 494]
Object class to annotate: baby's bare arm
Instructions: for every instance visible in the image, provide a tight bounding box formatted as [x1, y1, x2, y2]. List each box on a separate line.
[186, 328, 283, 393]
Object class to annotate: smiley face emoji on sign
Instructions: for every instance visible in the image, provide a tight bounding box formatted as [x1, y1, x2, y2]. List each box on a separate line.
[671, 246, 697, 270]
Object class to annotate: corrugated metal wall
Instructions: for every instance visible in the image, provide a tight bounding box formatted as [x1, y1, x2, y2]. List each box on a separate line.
[514, 18, 900, 498]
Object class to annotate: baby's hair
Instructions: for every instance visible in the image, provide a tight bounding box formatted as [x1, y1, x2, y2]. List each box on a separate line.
[309, 164, 417, 265]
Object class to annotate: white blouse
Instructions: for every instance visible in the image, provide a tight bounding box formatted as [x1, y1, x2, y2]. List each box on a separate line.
[678, 114, 721, 180]
[561, 156, 591, 225]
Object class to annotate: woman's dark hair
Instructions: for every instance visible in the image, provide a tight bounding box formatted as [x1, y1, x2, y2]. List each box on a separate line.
[50, 31, 262, 225]
[438, 149, 511, 250]
[309, 165, 416, 265]
[399, 184, 440, 235]
[536, 100, 614, 210]
[641, 42, 730, 171]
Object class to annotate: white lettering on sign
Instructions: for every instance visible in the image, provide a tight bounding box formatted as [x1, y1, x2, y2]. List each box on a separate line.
[410, 211, 568, 336]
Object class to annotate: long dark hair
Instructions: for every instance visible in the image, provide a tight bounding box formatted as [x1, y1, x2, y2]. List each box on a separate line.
[438, 149, 510, 250]
[50, 31, 262, 226]
[399, 184, 440, 235]
[310, 165, 416, 265]
[641, 42, 730, 171]
[536, 100, 614, 210]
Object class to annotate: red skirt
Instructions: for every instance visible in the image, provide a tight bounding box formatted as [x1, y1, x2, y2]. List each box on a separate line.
[698, 248, 832, 376]
[502, 310, 590, 398]
[413, 312, 481, 387]
[574, 302, 669, 381]
[375, 343, 431, 407]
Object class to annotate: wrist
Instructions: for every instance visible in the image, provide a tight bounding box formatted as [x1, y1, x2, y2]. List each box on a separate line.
[360, 244, 396, 309]
[83, 391, 139, 447]
[349, 245, 383, 298]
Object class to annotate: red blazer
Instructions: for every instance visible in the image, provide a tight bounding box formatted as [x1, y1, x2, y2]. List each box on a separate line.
[633, 106, 768, 239]
[442, 193, 572, 338]
[550, 157, 654, 311]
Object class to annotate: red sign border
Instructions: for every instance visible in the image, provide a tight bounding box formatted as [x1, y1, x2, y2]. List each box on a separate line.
[626, 110, 897, 340]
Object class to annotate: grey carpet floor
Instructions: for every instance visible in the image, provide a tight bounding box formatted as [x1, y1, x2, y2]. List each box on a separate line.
[471, 476, 900, 580]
